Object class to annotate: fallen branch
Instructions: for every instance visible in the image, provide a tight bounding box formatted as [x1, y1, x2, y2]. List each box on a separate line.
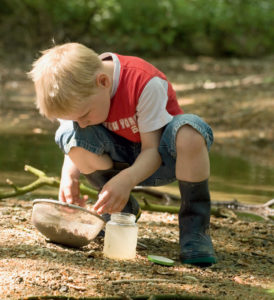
[0, 165, 273, 220]
[0, 166, 179, 214]
[0, 165, 97, 200]
[0, 166, 60, 199]
[133, 186, 274, 221]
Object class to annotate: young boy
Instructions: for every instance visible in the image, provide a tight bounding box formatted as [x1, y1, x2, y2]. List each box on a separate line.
[29, 43, 217, 266]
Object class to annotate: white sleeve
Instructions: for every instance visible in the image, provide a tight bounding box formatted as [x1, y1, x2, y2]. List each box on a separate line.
[137, 77, 173, 132]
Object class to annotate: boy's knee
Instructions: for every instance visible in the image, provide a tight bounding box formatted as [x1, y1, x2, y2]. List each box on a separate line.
[176, 125, 207, 154]
[68, 147, 113, 174]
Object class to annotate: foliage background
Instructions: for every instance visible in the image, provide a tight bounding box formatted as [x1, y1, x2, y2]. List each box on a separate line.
[1, 0, 274, 63]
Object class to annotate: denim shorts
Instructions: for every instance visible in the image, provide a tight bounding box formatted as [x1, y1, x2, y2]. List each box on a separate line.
[55, 114, 213, 186]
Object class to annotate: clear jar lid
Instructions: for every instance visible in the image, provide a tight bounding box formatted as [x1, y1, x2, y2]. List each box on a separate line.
[110, 212, 136, 225]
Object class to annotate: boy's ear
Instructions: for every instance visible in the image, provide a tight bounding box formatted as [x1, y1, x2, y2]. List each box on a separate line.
[96, 73, 110, 88]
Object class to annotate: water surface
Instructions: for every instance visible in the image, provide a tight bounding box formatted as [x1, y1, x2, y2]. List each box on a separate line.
[0, 133, 273, 204]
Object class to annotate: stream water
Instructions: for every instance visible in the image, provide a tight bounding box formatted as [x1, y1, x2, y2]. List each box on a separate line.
[0, 133, 273, 205]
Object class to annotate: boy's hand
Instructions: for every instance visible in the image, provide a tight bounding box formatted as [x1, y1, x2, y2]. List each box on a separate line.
[93, 172, 133, 214]
[59, 175, 87, 207]
[59, 154, 87, 207]
[93, 129, 163, 214]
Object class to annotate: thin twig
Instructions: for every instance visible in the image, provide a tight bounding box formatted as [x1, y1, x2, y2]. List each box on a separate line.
[252, 236, 274, 243]
[110, 279, 182, 284]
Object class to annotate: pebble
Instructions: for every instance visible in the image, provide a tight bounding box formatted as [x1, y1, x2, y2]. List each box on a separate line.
[16, 277, 24, 284]
[59, 285, 68, 292]
[183, 275, 199, 282]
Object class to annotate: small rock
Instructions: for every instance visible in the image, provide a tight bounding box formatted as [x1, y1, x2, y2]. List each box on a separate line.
[86, 250, 96, 258]
[59, 285, 68, 293]
[154, 269, 174, 276]
[183, 275, 199, 282]
[16, 277, 24, 284]
[234, 276, 244, 284]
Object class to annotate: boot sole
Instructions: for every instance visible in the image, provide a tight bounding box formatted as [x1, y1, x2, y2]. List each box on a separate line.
[181, 256, 217, 266]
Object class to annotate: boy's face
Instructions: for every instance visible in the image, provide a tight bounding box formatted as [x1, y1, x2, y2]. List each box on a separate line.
[62, 87, 111, 128]
[60, 72, 112, 128]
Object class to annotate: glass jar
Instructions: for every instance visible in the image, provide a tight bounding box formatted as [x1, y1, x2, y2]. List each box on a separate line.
[103, 212, 138, 260]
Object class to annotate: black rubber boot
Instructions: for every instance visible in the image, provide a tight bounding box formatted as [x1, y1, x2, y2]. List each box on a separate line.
[84, 162, 141, 222]
[178, 179, 217, 267]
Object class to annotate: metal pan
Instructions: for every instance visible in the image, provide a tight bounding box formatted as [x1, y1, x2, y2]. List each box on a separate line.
[31, 199, 105, 248]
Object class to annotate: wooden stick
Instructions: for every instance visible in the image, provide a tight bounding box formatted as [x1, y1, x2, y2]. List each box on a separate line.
[0, 165, 273, 220]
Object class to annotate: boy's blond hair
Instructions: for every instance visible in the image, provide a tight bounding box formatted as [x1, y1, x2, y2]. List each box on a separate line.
[28, 43, 102, 119]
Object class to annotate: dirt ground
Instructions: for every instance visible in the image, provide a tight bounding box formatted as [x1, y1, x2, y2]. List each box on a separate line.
[0, 198, 273, 299]
[0, 56, 274, 299]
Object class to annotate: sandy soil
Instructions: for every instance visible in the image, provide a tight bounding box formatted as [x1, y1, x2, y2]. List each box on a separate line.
[0, 198, 273, 299]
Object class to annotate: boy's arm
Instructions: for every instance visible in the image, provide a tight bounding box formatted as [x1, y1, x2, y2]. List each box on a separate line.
[59, 155, 86, 206]
[125, 129, 163, 185]
[93, 129, 162, 214]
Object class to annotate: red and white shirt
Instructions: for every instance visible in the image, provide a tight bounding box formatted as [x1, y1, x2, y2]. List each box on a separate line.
[100, 53, 183, 142]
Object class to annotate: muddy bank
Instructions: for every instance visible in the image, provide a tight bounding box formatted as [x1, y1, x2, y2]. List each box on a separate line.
[1, 56, 274, 167]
